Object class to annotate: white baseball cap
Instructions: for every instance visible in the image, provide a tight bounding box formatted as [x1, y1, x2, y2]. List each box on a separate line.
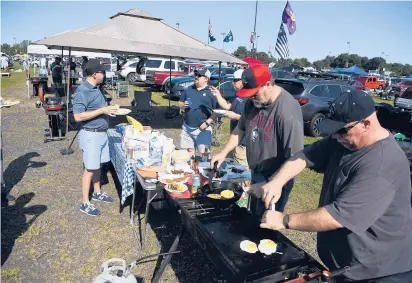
[233, 69, 244, 79]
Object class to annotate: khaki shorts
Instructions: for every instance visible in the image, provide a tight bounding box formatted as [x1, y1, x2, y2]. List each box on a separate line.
[180, 124, 212, 153]
[233, 144, 250, 187]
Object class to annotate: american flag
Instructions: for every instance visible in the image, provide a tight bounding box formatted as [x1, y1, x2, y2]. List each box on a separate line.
[275, 23, 290, 59]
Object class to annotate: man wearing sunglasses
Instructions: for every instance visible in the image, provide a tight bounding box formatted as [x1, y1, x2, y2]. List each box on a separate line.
[259, 90, 412, 282]
[211, 65, 304, 213]
[73, 59, 119, 216]
[209, 69, 248, 167]
[178, 68, 218, 155]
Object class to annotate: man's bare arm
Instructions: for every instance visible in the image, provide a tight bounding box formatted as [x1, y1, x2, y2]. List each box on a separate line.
[74, 108, 104, 122]
[289, 207, 343, 232]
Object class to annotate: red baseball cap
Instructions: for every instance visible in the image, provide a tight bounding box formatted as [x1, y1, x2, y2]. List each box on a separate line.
[236, 65, 272, 98]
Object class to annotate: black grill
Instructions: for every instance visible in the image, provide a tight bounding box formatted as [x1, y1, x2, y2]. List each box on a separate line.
[174, 197, 323, 283]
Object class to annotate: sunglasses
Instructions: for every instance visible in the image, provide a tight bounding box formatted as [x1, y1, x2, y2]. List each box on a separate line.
[233, 78, 242, 83]
[195, 74, 205, 78]
[335, 120, 362, 135]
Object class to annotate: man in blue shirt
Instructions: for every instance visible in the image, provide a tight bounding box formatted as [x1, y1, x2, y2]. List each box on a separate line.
[209, 69, 248, 166]
[73, 59, 119, 216]
[178, 68, 218, 155]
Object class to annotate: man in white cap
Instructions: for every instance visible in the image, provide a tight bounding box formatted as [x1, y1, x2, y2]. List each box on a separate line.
[209, 69, 248, 166]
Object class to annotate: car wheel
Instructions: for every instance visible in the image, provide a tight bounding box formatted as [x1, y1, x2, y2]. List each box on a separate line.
[127, 72, 136, 83]
[309, 113, 325, 137]
[378, 85, 383, 90]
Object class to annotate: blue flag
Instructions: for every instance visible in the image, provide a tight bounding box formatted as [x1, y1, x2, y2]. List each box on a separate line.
[208, 21, 216, 42]
[223, 30, 234, 43]
[282, 1, 296, 35]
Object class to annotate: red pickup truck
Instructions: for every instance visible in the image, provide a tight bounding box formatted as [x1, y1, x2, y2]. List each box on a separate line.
[145, 63, 205, 90]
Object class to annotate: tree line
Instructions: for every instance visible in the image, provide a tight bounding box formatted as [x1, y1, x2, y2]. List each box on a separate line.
[2, 40, 411, 76]
[233, 46, 412, 77]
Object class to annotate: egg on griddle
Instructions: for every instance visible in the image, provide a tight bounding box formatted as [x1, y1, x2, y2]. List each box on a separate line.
[220, 190, 234, 199]
[240, 240, 258, 254]
[258, 239, 277, 255]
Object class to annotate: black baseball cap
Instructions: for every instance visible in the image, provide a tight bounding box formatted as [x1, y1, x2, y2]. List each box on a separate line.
[317, 90, 376, 135]
[84, 59, 106, 76]
[194, 67, 211, 79]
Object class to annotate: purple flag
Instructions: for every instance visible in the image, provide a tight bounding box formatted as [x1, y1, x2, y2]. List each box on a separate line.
[282, 1, 296, 35]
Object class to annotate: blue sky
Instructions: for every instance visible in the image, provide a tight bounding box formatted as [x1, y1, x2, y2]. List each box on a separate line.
[1, 1, 411, 64]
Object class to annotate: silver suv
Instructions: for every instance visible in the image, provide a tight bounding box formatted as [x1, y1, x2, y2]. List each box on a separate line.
[275, 79, 355, 136]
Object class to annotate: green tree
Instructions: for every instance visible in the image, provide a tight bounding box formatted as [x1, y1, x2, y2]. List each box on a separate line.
[233, 46, 250, 59]
[292, 57, 311, 67]
[363, 57, 386, 71]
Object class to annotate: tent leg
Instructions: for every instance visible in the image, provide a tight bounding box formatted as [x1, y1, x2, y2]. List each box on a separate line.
[164, 56, 175, 119]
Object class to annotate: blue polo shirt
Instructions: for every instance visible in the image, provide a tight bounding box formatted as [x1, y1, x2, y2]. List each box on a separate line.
[179, 85, 217, 128]
[72, 81, 108, 130]
[230, 97, 247, 145]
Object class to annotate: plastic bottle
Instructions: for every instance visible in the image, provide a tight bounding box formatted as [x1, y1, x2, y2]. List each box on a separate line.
[191, 160, 200, 195]
[202, 145, 210, 162]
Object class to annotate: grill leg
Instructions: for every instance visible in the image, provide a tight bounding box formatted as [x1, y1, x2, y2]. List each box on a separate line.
[151, 227, 185, 283]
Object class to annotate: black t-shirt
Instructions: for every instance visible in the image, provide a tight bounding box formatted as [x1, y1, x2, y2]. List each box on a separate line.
[237, 90, 304, 178]
[303, 135, 412, 280]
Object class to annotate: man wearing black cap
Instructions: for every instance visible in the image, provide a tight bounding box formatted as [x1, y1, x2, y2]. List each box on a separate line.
[73, 59, 119, 216]
[211, 65, 304, 213]
[259, 90, 412, 281]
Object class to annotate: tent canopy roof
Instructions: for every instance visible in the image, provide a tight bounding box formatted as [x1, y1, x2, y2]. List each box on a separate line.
[34, 8, 244, 64]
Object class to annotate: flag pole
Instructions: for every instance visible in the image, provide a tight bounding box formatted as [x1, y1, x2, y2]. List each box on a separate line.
[252, 0, 258, 58]
[208, 18, 210, 44]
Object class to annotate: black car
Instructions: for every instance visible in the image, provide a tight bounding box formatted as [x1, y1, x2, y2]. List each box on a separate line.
[275, 79, 355, 136]
[270, 68, 295, 80]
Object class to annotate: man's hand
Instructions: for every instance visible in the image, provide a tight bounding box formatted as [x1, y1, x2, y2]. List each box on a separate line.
[199, 123, 207, 131]
[101, 106, 119, 117]
[262, 181, 284, 210]
[224, 111, 240, 120]
[209, 85, 221, 97]
[248, 181, 267, 198]
[210, 151, 227, 169]
[260, 210, 286, 230]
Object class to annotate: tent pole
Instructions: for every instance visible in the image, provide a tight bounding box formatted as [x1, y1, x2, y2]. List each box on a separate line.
[218, 61, 222, 88]
[65, 47, 71, 139]
[164, 56, 175, 119]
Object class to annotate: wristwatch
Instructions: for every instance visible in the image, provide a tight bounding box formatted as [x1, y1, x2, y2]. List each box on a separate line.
[204, 121, 210, 128]
[282, 214, 290, 229]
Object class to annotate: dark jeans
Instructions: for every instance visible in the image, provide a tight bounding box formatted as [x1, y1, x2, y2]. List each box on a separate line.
[248, 172, 294, 217]
[335, 269, 412, 283]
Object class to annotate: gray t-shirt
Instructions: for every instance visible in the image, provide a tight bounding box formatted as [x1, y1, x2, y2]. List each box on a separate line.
[237, 89, 304, 178]
[303, 135, 412, 280]
[72, 81, 108, 130]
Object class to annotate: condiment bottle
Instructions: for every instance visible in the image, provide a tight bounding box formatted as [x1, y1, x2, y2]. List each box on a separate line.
[191, 160, 200, 195]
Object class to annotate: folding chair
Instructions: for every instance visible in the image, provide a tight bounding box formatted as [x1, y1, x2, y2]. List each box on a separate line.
[116, 80, 129, 98]
[211, 116, 224, 147]
[132, 91, 159, 123]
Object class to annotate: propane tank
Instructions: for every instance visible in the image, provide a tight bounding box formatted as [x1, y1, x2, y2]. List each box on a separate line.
[92, 258, 137, 283]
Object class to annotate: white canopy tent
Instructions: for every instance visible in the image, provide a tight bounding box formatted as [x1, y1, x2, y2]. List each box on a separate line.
[27, 44, 111, 58]
[34, 8, 244, 64]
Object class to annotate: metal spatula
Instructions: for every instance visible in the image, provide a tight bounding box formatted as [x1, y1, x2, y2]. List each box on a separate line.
[208, 161, 218, 188]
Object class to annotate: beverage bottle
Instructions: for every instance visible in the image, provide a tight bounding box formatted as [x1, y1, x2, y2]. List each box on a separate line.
[191, 160, 200, 195]
[202, 145, 210, 162]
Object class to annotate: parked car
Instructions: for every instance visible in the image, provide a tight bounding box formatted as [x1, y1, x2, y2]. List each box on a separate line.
[274, 79, 355, 136]
[145, 63, 205, 90]
[135, 57, 185, 83]
[389, 79, 412, 98]
[355, 75, 386, 90]
[271, 68, 295, 79]
[164, 67, 235, 99]
[118, 58, 141, 82]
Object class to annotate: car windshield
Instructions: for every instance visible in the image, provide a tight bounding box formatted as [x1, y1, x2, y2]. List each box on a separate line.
[275, 81, 305, 95]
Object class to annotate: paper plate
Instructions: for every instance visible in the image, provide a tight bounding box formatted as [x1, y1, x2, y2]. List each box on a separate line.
[159, 174, 189, 185]
[165, 183, 188, 194]
[115, 108, 132, 115]
[213, 109, 228, 115]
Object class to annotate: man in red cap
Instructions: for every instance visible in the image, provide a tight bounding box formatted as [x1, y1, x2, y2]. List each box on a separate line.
[211, 65, 304, 214]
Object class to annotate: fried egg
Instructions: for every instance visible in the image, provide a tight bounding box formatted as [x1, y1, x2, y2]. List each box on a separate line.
[220, 190, 234, 199]
[258, 239, 277, 255]
[240, 240, 258, 254]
